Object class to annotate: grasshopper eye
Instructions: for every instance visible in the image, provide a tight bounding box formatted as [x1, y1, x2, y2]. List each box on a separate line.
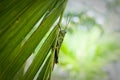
[60, 30, 66, 35]
[62, 30, 66, 33]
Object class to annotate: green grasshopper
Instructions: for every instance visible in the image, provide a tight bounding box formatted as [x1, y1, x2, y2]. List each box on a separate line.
[54, 18, 70, 64]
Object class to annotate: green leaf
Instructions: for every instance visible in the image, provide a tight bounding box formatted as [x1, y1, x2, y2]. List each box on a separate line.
[0, 0, 68, 80]
[0, 0, 55, 62]
[36, 50, 54, 80]
[22, 25, 59, 80]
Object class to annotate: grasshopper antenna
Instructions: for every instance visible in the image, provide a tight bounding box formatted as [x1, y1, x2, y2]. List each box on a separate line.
[64, 16, 71, 30]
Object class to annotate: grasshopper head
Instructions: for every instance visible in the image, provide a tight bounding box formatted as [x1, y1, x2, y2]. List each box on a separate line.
[61, 30, 66, 33]
[60, 30, 66, 37]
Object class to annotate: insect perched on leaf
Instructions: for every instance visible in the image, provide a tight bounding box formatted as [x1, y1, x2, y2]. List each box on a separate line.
[54, 18, 70, 64]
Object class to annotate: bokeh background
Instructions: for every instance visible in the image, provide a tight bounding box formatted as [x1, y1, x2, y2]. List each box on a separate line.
[52, 0, 120, 80]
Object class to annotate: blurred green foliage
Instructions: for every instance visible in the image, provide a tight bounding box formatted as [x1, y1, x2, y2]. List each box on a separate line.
[52, 12, 120, 80]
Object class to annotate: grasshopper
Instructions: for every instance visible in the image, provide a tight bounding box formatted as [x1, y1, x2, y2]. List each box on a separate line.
[54, 18, 70, 64]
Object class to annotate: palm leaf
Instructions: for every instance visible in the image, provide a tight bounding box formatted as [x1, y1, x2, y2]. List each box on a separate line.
[0, 0, 68, 80]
